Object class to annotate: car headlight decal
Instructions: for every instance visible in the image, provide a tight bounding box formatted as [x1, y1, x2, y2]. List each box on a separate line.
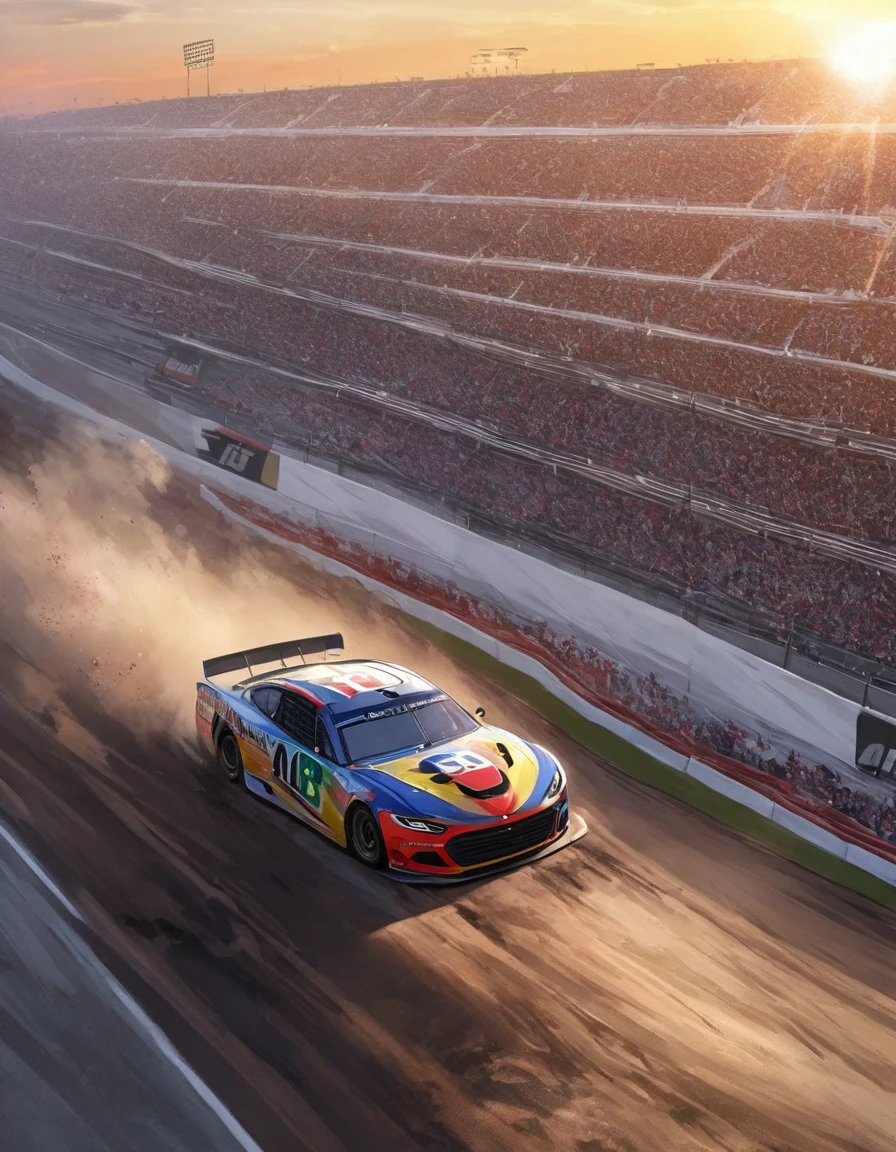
[547, 766, 565, 799]
[390, 814, 448, 834]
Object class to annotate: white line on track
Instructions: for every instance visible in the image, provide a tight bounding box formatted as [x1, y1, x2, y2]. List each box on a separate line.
[0, 817, 266, 1152]
[0, 818, 84, 922]
[62, 925, 267, 1152]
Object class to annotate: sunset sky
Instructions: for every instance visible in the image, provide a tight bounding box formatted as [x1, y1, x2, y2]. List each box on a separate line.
[1, 0, 896, 113]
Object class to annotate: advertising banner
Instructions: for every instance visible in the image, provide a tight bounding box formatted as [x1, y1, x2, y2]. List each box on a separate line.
[192, 420, 279, 490]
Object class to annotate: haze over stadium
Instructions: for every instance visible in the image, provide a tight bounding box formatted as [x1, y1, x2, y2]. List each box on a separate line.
[3, 1, 896, 1151]
[1, 0, 896, 112]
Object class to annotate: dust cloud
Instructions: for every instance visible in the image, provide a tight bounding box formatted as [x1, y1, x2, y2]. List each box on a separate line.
[0, 418, 478, 750]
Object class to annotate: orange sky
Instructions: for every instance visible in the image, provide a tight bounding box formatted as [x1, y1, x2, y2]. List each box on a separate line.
[1, 1, 895, 113]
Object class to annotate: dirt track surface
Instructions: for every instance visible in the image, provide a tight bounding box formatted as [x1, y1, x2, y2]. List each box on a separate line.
[0, 390, 895, 1152]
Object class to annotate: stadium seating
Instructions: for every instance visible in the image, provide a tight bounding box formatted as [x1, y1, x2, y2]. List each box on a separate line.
[3, 57, 896, 672]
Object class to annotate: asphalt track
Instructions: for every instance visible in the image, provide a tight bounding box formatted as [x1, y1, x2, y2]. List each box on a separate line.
[0, 820, 258, 1152]
[1, 379, 896, 1152]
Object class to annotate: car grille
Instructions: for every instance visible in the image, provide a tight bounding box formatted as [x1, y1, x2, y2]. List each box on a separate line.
[446, 807, 558, 868]
[410, 851, 448, 868]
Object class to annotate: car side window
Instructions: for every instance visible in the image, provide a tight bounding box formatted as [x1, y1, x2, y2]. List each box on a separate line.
[315, 716, 336, 762]
[250, 686, 282, 718]
[274, 692, 318, 748]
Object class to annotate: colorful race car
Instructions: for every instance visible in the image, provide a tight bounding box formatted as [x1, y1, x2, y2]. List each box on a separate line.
[195, 633, 586, 882]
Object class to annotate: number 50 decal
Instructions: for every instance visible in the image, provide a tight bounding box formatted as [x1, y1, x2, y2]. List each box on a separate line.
[273, 743, 324, 814]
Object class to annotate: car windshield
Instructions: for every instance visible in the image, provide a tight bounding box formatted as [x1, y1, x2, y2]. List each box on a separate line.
[339, 697, 477, 763]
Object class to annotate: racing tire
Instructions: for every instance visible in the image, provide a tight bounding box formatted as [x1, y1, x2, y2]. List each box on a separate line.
[348, 805, 387, 869]
[217, 727, 244, 784]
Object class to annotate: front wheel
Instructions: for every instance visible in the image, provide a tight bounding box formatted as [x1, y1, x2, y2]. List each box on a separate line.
[349, 805, 386, 869]
[217, 727, 244, 784]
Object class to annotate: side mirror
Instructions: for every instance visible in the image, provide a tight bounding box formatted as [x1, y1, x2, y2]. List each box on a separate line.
[475, 707, 486, 719]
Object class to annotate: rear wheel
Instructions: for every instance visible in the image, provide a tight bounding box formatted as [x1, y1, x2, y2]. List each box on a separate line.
[217, 727, 244, 784]
[349, 805, 386, 869]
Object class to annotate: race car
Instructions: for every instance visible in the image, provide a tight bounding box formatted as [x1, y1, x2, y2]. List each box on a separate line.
[195, 632, 586, 882]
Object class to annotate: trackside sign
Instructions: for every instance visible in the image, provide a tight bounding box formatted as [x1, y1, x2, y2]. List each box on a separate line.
[192, 420, 280, 489]
[856, 711, 896, 784]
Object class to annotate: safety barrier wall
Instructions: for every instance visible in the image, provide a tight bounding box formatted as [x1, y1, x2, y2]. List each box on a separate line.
[2, 344, 896, 886]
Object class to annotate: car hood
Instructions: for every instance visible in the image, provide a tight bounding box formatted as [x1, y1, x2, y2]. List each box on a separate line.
[356, 726, 557, 820]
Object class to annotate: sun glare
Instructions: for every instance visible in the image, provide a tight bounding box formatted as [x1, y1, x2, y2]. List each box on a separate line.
[830, 21, 896, 86]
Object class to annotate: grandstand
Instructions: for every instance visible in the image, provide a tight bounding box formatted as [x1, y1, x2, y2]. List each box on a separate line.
[4, 57, 896, 667]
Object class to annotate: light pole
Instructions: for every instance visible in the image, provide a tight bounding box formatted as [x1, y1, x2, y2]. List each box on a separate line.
[184, 39, 215, 98]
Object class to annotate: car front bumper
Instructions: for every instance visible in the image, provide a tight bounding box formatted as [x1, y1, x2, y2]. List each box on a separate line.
[381, 799, 587, 884]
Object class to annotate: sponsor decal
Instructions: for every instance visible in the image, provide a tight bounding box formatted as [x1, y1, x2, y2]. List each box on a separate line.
[422, 750, 496, 778]
[272, 741, 325, 814]
[219, 443, 255, 473]
[365, 704, 407, 720]
[236, 717, 271, 754]
[196, 683, 217, 722]
[418, 748, 510, 805]
[194, 423, 280, 490]
[313, 663, 400, 695]
[196, 685, 270, 752]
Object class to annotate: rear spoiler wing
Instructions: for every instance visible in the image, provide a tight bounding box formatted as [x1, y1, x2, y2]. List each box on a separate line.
[202, 633, 345, 680]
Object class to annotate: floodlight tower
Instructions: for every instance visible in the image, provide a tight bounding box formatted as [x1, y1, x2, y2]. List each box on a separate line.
[497, 47, 528, 72]
[470, 50, 495, 76]
[184, 39, 215, 98]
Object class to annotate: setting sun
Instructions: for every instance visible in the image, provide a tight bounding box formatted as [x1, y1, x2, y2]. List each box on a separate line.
[830, 20, 896, 84]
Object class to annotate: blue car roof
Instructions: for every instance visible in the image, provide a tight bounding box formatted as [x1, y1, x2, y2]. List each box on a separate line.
[269, 659, 442, 717]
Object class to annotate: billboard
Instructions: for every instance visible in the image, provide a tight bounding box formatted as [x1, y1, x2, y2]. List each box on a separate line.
[856, 712, 896, 784]
[193, 421, 279, 490]
[156, 355, 202, 386]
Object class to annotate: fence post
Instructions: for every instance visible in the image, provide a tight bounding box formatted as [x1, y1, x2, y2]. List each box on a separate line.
[783, 618, 795, 669]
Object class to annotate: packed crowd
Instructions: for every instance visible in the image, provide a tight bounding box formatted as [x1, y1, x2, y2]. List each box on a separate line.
[10, 57, 896, 132]
[5, 238, 896, 555]
[5, 64, 896, 674]
[2, 132, 892, 309]
[7, 122, 896, 222]
[564, 632, 896, 845]
[163, 352, 896, 666]
[286, 240, 896, 364]
[4, 204, 896, 438]
[9, 132, 798, 207]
